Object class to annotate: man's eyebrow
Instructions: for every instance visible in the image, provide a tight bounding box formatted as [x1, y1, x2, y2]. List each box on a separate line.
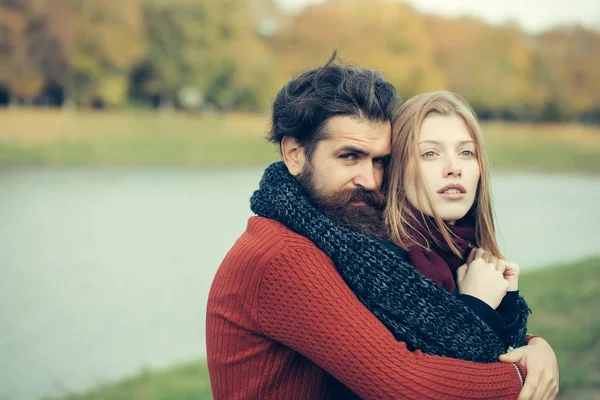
[335, 146, 369, 156]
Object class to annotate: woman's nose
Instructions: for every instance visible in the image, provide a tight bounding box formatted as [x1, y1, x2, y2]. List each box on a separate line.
[443, 157, 462, 178]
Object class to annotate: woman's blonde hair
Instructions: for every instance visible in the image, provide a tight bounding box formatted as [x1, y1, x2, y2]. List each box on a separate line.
[384, 91, 502, 258]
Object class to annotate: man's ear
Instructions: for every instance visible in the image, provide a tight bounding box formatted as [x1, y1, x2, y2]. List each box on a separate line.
[281, 136, 306, 176]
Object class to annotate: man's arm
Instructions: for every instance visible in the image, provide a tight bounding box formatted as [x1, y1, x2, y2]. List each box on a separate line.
[257, 246, 524, 400]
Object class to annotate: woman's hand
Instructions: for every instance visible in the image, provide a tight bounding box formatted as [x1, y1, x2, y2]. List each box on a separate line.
[497, 259, 520, 291]
[456, 257, 509, 309]
[467, 248, 520, 291]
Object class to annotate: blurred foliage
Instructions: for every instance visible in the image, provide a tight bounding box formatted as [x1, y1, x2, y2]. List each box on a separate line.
[0, 0, 599, 121]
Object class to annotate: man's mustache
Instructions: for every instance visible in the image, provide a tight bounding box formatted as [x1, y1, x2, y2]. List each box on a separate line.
[349, 188, 386, 209]
[320, 187, 386, 210]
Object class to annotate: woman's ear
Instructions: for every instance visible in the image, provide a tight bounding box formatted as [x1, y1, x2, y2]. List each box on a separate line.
[281, 136, 306, 176]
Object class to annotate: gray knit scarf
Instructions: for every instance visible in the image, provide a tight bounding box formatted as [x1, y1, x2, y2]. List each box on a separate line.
[250, 162, 530, 363]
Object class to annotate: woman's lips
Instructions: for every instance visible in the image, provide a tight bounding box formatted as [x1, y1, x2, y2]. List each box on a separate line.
[437, 184, 467, 200]
[438, 191, 466, 200]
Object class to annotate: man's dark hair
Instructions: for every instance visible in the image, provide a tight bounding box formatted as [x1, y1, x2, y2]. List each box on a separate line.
[268, 50, 400, 160]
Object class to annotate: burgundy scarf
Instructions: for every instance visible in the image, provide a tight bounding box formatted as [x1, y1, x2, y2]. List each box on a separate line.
[406, 206, 476, 294]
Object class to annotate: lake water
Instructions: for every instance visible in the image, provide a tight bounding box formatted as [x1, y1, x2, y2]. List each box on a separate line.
[1, 167, 599, 400]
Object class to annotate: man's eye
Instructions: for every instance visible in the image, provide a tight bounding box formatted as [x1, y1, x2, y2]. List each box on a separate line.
[340, 153, 357, 160]
[373, 158, 388, 167]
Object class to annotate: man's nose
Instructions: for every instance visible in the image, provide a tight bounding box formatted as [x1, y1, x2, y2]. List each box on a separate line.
[353, 163, 378, 190]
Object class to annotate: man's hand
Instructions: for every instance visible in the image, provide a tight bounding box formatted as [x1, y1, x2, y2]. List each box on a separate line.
[499, 337, 559, 400]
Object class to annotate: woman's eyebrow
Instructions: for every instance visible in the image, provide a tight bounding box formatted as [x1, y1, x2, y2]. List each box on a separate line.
[418, 140, 474, 145]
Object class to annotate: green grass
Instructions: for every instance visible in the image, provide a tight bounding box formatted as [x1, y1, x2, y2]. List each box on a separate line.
[0, 134, 279, 166]
[521, 257, 600, 399]
[0, 110, 280, 166]
[49, 257, 600, 400]
[483, 122, 600, 174]
[1, 110, 599, 172]
[50, 361, 213, 400]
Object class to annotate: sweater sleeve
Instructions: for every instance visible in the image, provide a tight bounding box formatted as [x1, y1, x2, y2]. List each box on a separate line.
[457, 292, 522, 349]
[457, 295, 505, 335]
[257, 246, 524, 400]
[497, 291, 520, 325]
[497, 291, 522, 347]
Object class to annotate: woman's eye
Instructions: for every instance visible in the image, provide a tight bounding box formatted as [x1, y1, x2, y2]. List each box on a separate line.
[460, 150, 474, 156]
[422, 151, 436, 157]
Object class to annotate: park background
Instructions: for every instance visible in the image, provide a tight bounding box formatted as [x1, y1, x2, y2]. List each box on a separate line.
[0, 0, 599, 399]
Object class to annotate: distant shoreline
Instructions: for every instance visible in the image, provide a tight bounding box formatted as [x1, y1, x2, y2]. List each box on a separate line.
[1, 110, 599, 173]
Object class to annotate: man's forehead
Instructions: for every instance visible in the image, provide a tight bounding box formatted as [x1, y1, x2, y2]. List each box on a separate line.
[323, 116, 391, 151]
[326, 115, 387, 133]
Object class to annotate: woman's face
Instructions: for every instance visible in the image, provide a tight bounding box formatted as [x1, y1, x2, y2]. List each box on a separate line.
[404, 113, 480, 225]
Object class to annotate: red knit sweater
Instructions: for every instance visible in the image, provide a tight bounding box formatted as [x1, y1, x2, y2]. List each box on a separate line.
[206, 217, 525, 399]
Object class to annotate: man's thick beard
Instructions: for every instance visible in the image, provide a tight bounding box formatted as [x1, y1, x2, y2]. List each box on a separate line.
[297, 165, 389, 240]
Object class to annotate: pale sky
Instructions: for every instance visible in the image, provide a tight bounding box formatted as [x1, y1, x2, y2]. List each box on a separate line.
[276, 0, 600, 33]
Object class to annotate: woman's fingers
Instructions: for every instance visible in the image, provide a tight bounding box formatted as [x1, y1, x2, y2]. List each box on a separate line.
[475, 247, 498, 265]
[495, 259, 507, 274]
[474, 247, 486, 261]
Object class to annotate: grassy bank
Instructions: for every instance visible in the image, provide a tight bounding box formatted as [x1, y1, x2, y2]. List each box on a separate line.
[520, 257, 600, 399]
[1, 110, 599, 173]
[0, 110, 279, 167]
[51, 256, 600, 400]
[50, 361, 213, 400]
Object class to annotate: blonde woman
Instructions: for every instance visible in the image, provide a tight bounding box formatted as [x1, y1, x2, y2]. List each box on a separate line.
[385, 90, 525, 350]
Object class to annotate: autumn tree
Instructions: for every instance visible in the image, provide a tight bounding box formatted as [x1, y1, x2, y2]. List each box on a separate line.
[142, 0, 276, 110]
[64, 0, 145, 106]
[535, 26, 600, 121]
[0, 0, 67, 103]
[270, 0, 445, 100]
